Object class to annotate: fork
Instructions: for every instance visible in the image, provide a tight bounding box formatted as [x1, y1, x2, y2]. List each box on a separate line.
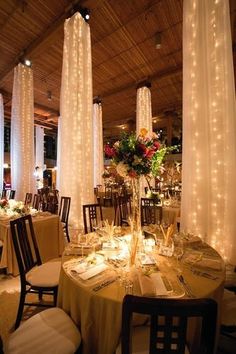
[177, 274, 195, 298]
[191, 268, 219, 280]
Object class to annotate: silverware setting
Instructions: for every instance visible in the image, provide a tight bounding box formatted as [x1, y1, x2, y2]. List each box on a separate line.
[93, 277, 117, 292]
[177, 274, 195, 298]
[190, 268, 219, 280]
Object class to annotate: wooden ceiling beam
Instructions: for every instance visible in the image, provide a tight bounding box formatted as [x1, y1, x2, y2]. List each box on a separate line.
[100, 65, 182, 100]
[0, 0, 85, 84]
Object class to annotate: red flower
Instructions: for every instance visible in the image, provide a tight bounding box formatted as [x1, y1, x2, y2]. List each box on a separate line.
[128, 170, 137, 178]
[104, 145, 116, 158]
[144, 148, 155, 158]
[153, 141, 160, 150]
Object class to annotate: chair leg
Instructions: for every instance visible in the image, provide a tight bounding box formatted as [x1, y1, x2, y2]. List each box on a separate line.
[65, 225, 70, 243]
[15, 286, 26, 329]
[53, 288, 58, 306]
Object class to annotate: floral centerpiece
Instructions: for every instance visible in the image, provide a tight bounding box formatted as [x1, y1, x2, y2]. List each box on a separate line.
[104, 128, 170, 265]
[0, 199, 37, 218]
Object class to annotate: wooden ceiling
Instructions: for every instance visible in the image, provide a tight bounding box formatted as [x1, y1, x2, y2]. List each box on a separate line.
[0, 0, 235, 139]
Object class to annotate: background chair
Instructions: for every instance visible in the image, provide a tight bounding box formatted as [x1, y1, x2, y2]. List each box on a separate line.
[141, 198, 162, 225]
[58, 196, 71, 242]
[1, 189, 6, 199]
[83, 203, 103, 234]
[32, 194, 41, 210]
[103, 186, 113, 207]
[24, 192, 32, 205]
[117, 295, 217, 354]
[114, 195, 132, 226]
[4, 308, 81, 354]
[94, 187, 101, 205]
[9, 190, 15, 200]
[10, 215, 61, 329]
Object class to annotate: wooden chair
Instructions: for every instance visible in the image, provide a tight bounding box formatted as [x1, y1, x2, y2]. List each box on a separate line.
[58, 196, 71, 243]
[115, 195, 132, 226]
[32, 194, 41, 210]
[117, 295, 217, 354]
[24, 192, 32, 205]
[4, 308, 81, 354]
[83, 203, 103, 234]
[103, 186, 113, 207]
[94, 187, 101, 205]
[9, 190, 16, 199]
[141, 198, 162, 225]
[10, 215, 61, 329]
[1, 189, 6, 199]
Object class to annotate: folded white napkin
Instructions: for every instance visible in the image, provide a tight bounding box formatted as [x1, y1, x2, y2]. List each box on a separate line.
[195, 258, 222, 271]
[78, 263, 108, 280]
[138, 272, 169, 296]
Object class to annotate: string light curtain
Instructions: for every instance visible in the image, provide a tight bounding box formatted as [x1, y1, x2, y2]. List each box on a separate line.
[136, 84, 153, 194]
[93, 102, 104, 188]
[35, 126, 44, 189]
[181, 0, 236, 263]
[136, 85, 153, 135]
[11, 63, 36, 201]
[58, 12, 93, 228]
[0, 94, 4, 190]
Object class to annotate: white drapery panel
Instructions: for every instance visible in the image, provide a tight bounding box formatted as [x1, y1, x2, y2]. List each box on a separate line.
[0, 94, 4, 190]
[35, 126, 44, 189]
[181, 0, 236, 263]
[93, 103, 104, 188]
[58, 12, 93, 228]
[11, 63, 36, 201]
[136, 85, 153, 194]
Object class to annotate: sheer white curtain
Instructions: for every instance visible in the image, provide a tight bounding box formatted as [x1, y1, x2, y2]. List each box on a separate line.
[93, 102, 104, 188]
[35, 126, 44, 189]
[0, 94, 4, 191]
[181, 0, 236, 263]
[136, 85, 153, 194]
[58, 12, 93, 228]
[11, 63, 36, 201]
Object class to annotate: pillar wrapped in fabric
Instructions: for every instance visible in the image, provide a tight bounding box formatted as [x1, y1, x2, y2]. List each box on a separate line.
[181, 0, 236, 264]
[57, 12, 94, 228]
[93, 102, 104, 188]
[11, 63, 36, 201]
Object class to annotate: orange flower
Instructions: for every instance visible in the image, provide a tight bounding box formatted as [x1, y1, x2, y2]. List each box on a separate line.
[140, 128, 148, 137]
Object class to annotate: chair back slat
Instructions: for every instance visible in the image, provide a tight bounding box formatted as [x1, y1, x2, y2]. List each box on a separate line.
[24, 192, 33, 205]
[32, 194, 41, 210]
[141, 198, 162, 225]
[59, 197, 71, 224]
[9, 190, 16, 199]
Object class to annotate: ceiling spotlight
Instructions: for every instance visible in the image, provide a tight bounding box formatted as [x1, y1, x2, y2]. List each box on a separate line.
[155, 32, 162, 49]
[24, 58, 32, 67]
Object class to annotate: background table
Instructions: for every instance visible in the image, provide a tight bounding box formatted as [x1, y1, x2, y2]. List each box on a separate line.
[0, 213, 65, 275]
[57, 238, 225, 354]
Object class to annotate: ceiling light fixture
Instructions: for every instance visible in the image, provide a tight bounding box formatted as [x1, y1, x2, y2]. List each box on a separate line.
[155, 32, 162, 49]
[24, 58, 32, 67]
[71, 5, 90, 22]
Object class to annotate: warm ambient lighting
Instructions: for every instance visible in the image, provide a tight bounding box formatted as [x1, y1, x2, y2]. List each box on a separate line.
[3, 163, 9, 168]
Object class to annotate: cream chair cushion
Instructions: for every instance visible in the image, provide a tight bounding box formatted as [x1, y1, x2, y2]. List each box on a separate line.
[5, 308, 81, 354]
[26, 260, 61, 287]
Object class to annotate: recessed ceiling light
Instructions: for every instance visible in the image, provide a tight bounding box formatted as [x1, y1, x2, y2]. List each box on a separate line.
[24, 59, 32, 67]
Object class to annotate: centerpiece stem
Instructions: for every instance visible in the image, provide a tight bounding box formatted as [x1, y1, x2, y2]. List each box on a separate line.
[129, 177, 141, 266]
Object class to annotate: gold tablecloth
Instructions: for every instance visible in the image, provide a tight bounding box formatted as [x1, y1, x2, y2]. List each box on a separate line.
[57, 237, 225, 354]
[0, 213, 65, 275]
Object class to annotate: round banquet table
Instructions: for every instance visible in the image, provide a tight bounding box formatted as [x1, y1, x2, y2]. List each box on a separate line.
[57, 233, 225, 354]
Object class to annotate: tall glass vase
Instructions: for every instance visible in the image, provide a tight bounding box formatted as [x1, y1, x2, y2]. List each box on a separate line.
[129, 177, 142, 267]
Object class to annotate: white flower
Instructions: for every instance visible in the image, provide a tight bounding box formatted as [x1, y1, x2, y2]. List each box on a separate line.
[116, 162, 128, 177]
